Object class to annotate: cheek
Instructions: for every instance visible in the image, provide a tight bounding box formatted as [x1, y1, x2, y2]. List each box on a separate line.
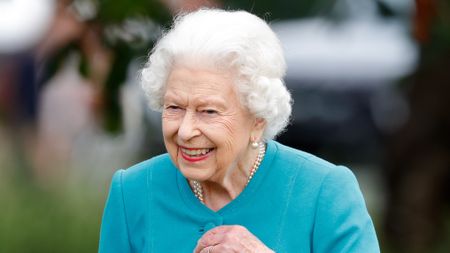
[205, 117, 236, 139]
[162, 116, 179, 137]
[205, 117, 250, 150]
[161, 118, 180, 156]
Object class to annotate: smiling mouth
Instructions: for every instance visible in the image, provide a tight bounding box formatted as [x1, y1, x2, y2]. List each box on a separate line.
[181, 147, 213, 156]
[179, 147, 214, 162]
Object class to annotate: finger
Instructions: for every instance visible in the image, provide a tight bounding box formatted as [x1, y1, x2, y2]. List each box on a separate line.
[205, 225, 232, 234]
[194, 225, 249, 253]
[194, 227, 230, 253]
[199, 245, 215, 253]
[194, 233, 225, 253]
[193, 243, 204, 253]
[193, 237, 212, 253]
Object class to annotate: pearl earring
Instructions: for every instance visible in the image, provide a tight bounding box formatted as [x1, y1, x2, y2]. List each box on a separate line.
[251, 141, 259, 149]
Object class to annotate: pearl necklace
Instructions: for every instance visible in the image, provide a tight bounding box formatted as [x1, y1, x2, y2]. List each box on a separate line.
[190, 142, 266, 204]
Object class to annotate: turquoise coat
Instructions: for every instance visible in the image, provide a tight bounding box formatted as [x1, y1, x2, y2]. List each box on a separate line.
[99, 140, 380, 252]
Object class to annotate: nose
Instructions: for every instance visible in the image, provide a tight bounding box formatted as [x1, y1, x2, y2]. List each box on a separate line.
[178, 111, 201, 141]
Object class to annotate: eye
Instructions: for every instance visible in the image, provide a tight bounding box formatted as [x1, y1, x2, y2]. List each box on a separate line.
[202, 109, 218, 115]
[165, 105, 183, 111]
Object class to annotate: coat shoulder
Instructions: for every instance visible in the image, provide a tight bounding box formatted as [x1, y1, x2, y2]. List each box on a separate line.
[118, 153, 175, 192]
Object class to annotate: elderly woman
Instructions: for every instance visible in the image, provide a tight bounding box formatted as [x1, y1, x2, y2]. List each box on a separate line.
[98, 9, 380, 253]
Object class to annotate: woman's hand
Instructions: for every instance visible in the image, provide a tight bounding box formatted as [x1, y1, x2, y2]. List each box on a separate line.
[193, 225, 274, 253]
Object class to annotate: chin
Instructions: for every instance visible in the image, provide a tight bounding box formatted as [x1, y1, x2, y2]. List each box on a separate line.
[178, 165, 214, 182]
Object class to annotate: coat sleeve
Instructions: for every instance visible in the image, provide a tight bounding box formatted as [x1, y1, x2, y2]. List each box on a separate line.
[98, 170, 131, 253]
[312, 166, 380, 253]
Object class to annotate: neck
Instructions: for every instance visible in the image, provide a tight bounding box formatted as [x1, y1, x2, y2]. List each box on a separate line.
[202, 180, 244, 211]
[192, 158, 251, 211]
[190, 142, 266, 211]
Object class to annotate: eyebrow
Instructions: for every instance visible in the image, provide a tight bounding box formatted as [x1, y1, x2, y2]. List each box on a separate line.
[163, 92, 187, 106]
[195, 97, 227, 110]
[163, 92, 227, 110]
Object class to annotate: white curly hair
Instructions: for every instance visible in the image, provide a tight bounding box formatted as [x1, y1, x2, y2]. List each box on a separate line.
[141, 8, 292, 139]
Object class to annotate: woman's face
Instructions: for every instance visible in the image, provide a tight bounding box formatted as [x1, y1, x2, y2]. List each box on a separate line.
[162, 66, 262, 182]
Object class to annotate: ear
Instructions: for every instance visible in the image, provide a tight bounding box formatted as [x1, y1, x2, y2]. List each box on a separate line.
[250, 118, 266, 141]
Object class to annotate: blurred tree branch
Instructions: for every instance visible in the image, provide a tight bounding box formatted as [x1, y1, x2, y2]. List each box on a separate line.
[40, 0, 170, 134]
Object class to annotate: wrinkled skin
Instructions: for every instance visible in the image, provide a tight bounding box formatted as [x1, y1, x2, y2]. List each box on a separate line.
[194, 225, 274, 253]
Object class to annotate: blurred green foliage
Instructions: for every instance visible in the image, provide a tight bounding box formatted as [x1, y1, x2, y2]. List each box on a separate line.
[0, 177, 108, 253]
[94, 0, 170, 133]
[97, 0, 169, 23]
[44, 0, 171, 134]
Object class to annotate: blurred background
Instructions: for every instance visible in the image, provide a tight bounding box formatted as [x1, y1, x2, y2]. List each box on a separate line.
[0, 0, 449, 252]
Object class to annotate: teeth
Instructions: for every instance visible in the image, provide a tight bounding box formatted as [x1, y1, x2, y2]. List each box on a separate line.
[181, 148, 212, 156]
